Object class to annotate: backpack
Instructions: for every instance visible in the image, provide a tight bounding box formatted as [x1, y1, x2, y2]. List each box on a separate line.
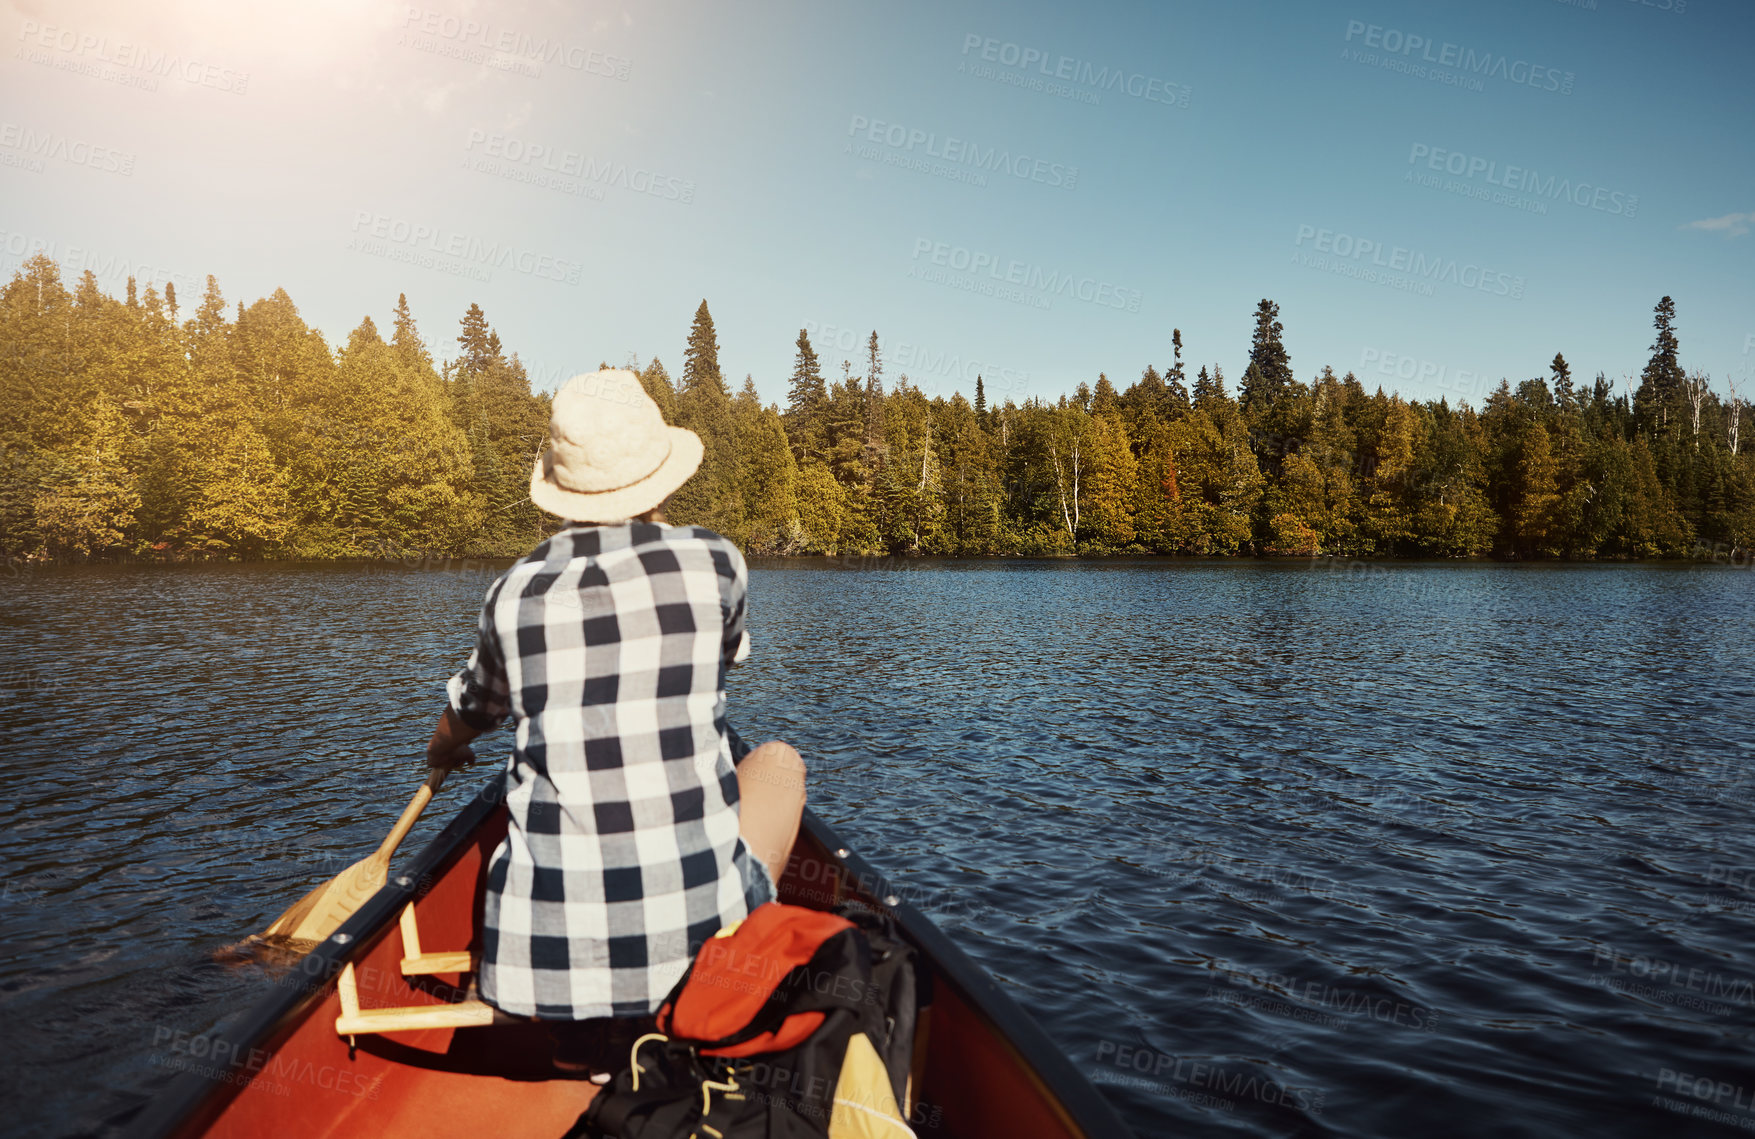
[567, 902, 921, 1139]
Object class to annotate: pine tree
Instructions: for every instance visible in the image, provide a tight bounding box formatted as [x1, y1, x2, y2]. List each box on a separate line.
[735, 377, 799, 552]
[1193, 365, 1226, 411]
[862, 331, 885, 486]
[785, 328, 826, 460]
[1091, 373, 1119, 416]
[639, 357, 677, 423]
[1550, 352, 1574, 406]
[1239, 299, 1293, 412]
[1166, 329, 1192, 419]
[670, 303, 741, 538]
[1081, 410, 1136, 549]
[682, 300, 727, 397]
[456, 303, 495, 378]
[392, 293, 434, 373]
[1635, 296, 1684, 429]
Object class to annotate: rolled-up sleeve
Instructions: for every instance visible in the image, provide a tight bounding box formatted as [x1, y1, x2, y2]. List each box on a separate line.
[720, 545, 750, 669]
[447, 580, 511, 731]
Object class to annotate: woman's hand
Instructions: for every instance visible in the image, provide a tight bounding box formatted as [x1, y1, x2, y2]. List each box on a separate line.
[426, 705, 483, 770]
[427, 743, 478, 771]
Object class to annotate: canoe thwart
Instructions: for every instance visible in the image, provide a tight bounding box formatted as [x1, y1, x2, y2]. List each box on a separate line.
[333, 960, 497, 1039]
[397, 902, 476, 976]
[402, 951, 474, 975]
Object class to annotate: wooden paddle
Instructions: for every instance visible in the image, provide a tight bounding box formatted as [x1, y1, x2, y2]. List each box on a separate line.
[255, 766, 449, 946]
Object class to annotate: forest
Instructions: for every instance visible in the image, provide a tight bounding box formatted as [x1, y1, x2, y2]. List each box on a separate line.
[1, 251, 1748, 563]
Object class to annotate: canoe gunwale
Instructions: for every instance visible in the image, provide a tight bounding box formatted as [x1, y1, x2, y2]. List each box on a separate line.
[125, 783, 506, 1139]
[795, 810, 1136, 1139]
[127, 788, 1136, 1139]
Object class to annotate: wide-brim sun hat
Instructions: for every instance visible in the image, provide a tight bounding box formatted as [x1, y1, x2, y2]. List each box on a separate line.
[529, 368, 703, 522]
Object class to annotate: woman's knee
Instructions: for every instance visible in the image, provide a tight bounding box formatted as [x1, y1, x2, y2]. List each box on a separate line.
[760, 740, 805, 777]
[744, 740, 805, 784]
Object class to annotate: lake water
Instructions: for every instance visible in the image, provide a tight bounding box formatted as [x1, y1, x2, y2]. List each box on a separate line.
[2, 558, 1752, 1137]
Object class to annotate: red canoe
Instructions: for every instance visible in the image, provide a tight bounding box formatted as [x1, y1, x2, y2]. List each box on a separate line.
[127, 789, 1136, 1138]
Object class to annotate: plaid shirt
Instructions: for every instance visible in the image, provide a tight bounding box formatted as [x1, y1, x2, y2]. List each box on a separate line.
[446, 522, 773, 1020]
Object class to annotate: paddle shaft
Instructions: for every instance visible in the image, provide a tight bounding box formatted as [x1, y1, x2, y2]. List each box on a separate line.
[372, 766, 449, 864]
[250, 765, 456, 945]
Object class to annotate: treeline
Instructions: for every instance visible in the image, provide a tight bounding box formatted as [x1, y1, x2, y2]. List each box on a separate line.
[0, 254, 547, 560]
[1, 252, 1748, 562]
[652, 296, 1750, 559]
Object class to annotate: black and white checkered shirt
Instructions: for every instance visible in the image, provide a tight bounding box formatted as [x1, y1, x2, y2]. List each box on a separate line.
[446, 522, 774, 1020]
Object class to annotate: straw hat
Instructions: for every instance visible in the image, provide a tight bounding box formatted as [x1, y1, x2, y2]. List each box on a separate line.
[528, 368, 703, 522]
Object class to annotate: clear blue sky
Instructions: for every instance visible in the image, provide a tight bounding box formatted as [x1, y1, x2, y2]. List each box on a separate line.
[3, 0, 1750, 408]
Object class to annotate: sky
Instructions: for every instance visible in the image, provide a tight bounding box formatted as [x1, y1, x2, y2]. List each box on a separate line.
[2, 0, 1750, 411]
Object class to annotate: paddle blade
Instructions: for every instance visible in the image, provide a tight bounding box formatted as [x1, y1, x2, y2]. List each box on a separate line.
[229, 767, 448, 960]
[258, 854, 389, 945]
[211, 932, 320, 966]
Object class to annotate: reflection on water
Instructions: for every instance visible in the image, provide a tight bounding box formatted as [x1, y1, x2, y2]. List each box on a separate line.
[1, 558, 1751, 1137]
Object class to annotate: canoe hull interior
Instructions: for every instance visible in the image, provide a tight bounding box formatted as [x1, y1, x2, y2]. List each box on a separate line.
[129, 791, 1133, 1138]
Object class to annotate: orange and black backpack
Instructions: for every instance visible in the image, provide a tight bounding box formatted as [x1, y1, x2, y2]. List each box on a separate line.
[568, 902, 922, 1139]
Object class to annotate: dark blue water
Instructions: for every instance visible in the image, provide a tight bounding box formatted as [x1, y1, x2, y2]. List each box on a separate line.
[2, 559, 1752, 1137]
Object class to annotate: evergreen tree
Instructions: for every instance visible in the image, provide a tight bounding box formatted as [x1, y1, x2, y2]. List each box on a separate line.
[1165, 329, 1191, 416]
[863, 331, 885, 477]
[392, 293, 434, 373]
[1091, 373, 1119, 416]
[1550, 352, 1574, 406]
[1239, 299, 1293, 413]
[639, 357, 677, 423]
[735, 377, 800, 552]
[1192, 365, 1228, 413]
[682, 300, 727, 397]
[785, 328, 826, 460]
[1081, 410, 1136, 549]
[1635, 296, 1684, 430]
[456, 303, 495, 377]
[670, 303, 742, 538]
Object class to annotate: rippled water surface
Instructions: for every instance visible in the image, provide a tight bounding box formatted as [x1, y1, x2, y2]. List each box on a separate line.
[2, 559, 1752, 1137]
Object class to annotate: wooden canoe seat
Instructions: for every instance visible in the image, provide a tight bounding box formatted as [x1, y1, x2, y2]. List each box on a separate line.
[333, 904, 491, 1039]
